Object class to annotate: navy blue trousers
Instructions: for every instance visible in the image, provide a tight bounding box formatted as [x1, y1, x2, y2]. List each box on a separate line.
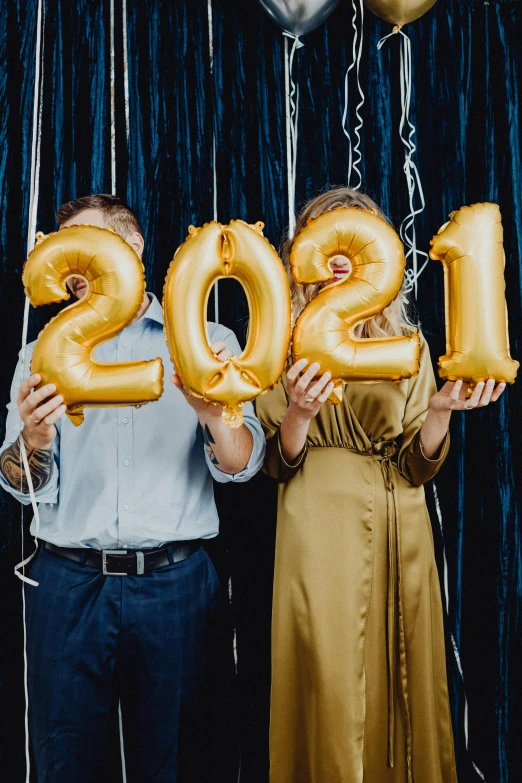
[26, 544, 237, 783]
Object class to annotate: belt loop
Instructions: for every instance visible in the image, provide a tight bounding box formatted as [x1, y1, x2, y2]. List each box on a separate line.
[79, 550, 87, 568]
[167, 545, 174, 565]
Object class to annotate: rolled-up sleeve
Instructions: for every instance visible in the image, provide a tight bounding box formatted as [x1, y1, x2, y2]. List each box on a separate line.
[207, 400, 266, 483]
[0, 347, 60, 505]
[204, 325, 266, 483]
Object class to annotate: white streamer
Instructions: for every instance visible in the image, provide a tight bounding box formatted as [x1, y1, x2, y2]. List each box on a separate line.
[14, 4, 45, 781]
[342, 0, 365, 189]
[207, 0, 219, 322]
[283, 32, 303, 238]
[122, 0, 130, 143]
[377, 28, 428, 299]
[432, 483, 486, 781]
[110, 0, 116, 194]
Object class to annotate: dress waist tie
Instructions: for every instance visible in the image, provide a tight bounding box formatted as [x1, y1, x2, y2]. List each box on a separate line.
[371, 441, 413, 783]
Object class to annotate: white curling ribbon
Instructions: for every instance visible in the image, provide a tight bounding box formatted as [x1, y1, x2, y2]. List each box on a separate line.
[15, 5, 45, 781]
[377, 28, 429, 301]
[283, 32, 303, 238]
[342, 0, 365, 189]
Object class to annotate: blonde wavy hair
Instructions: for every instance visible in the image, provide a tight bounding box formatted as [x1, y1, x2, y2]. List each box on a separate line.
[282, 186, 415, 338]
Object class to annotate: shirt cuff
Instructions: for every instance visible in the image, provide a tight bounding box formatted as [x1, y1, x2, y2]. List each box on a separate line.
[207, 418, 266, 483]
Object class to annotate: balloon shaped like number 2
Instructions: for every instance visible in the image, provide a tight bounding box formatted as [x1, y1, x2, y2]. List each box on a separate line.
[163, 220, 292, 428]
[291, 207, 420, 401]
[22, 226, 164, 426]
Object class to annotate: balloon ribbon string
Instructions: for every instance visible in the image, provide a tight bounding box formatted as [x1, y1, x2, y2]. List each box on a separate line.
[283, 32, 303, 238]
[377, 28, 428, 302]
[342, 0, 365, 189]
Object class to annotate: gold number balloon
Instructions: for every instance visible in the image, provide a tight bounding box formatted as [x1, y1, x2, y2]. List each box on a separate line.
[429, 203, 519, 385]
[163, 220, 291, 428]
[23, 226, 164, 426]
[364, 0, 437, 26]
[291, 207, 420, 401]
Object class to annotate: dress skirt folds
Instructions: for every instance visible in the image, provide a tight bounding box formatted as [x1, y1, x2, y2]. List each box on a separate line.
[255, 337, 458, 783]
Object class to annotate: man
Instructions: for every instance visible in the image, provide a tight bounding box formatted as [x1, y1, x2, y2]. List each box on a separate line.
[0, 194, 265, 782]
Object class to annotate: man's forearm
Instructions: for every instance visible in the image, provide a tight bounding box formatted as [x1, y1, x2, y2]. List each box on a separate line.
[199, 414, 254, 474]
[0, 433, 54, 493]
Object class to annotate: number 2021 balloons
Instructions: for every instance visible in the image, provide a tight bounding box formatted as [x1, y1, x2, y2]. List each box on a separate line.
[22, 226, 164, 426]
[22, 203, 517, 428]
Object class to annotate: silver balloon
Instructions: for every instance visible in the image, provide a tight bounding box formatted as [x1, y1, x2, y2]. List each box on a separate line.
[258, 0, 341, 36]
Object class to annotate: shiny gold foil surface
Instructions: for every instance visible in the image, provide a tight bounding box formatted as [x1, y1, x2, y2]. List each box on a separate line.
[163, 220, 291, 428]
[23, 225, 164, 426]
[429, 202, 518, 385]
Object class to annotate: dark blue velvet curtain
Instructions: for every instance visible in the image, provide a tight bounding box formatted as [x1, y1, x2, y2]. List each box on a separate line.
[0, 0, 520, 780]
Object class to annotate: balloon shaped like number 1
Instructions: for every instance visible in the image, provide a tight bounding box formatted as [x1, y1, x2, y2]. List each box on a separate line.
[291, 207, 420, 401]
[163, 220, 292, 428]
[429, 203, 519, 385]
[22, 226, 164, 426]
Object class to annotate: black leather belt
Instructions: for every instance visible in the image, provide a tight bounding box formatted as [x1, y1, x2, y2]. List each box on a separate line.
[43, 540, 202, 576]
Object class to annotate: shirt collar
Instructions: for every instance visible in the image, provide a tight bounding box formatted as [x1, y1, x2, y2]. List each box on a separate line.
[122, 292, 163, 333]
[136, 292, 164, 326]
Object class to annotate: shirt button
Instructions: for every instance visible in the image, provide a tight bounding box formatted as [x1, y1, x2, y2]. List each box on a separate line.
[123, 460, 129, 466]
[122, 418, 129, 424]
[123, 504, 129, 511]
[122, 341, 128, 348]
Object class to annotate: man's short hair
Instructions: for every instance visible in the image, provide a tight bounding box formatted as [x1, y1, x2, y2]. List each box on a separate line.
[55, 194, 142, 238]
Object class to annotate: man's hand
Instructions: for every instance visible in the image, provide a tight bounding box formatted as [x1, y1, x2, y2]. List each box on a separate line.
[18, 374, 67, 450]
[169, 341, 254, 474]
[169, 341, 234, 417]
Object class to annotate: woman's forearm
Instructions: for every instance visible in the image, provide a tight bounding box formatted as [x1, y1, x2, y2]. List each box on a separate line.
[419, 408, 451, 459]
[279, 406, 311, 464]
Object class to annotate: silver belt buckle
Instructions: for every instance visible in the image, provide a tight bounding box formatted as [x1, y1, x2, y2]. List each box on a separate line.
[102, 549, 145, 576]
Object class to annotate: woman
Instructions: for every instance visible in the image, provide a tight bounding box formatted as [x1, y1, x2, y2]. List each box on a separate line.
[255, 187, 505, 783]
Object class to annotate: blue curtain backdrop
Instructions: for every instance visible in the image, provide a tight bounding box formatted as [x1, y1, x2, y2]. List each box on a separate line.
[0, 0, 521, 780]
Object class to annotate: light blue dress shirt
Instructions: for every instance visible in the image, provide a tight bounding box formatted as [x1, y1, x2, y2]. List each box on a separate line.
[0, 294, 266, 549]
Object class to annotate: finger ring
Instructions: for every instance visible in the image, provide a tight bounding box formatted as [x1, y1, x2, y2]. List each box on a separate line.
[304, 396, 314, 403]
[463, 403, 469, 411]
[31, 415, 40, 424]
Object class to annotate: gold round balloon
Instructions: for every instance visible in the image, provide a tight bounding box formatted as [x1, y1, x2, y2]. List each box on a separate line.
[22, 226, 164, 426]
[291, 207, 420, 401]
[429, 203, 519, 385]
[163, 220, 292, 428]
[364, 0, 437, 26]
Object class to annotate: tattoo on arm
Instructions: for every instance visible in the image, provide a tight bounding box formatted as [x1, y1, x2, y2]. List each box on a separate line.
[0, 435, 53, 493]
[202, 424, 219, 466]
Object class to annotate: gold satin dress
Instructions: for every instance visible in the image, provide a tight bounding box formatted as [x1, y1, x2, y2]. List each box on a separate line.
[255, 338, 458, 783]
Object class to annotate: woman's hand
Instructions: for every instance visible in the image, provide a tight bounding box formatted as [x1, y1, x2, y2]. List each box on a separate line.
[421, 379, 506, 459]
[278, 360, 333, 466]
[429, 379, 506, 413]
[286, 359, 334, 421]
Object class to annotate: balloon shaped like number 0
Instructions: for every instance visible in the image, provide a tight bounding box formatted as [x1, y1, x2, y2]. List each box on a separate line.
[291, 207, 420, 401]
[22, 226, 164, 426]
[163, 220, 292, 428]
